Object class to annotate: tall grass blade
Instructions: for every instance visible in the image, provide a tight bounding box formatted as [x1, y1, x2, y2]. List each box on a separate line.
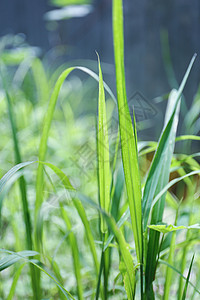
[112, 0, 142, 265]
[97, 54, 111, 232]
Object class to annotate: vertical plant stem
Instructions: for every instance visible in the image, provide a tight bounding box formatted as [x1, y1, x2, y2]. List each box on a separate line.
[0, 69, 40, 299]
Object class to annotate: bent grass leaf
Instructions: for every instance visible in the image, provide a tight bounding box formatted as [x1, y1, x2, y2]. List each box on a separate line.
[0, 250, 38, 271]
[151, 169, 200, 209]
[0, 249, 75, 300]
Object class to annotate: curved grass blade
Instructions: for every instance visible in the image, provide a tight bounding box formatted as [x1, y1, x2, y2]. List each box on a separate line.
[0, 250, 38, 271]
[0, 161, 35, 194]
[175, 135, 200, 142]
[151, 169, 200, 209]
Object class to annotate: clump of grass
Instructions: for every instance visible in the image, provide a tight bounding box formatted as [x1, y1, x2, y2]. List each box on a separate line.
[0, 0, 200, 299]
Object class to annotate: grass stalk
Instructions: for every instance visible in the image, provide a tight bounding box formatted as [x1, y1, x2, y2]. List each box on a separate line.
[0, 68, 40, 299]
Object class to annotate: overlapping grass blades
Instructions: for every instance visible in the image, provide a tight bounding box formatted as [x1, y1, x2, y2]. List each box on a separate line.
[35, 65, 116, 239]
[0, 65, 40, 299]
[143, 55, 196, 297]
[0, 249, 75, 299]
[60, 204, 84, 300]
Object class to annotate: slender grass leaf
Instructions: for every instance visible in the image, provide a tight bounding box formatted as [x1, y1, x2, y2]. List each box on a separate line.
[182, 254, 195, 300]
[97, 54, 111, 232]
[113, 0, 142, 264]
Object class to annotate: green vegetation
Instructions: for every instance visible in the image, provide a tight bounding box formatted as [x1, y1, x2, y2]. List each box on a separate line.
[0, 0, 200, 299]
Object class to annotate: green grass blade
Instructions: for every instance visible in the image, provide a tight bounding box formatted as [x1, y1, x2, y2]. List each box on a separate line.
[112, 0, 142, 264]
[97, 54, 111, 233]
[182, 254, 195, 300]
[110, 165, 124, 221]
